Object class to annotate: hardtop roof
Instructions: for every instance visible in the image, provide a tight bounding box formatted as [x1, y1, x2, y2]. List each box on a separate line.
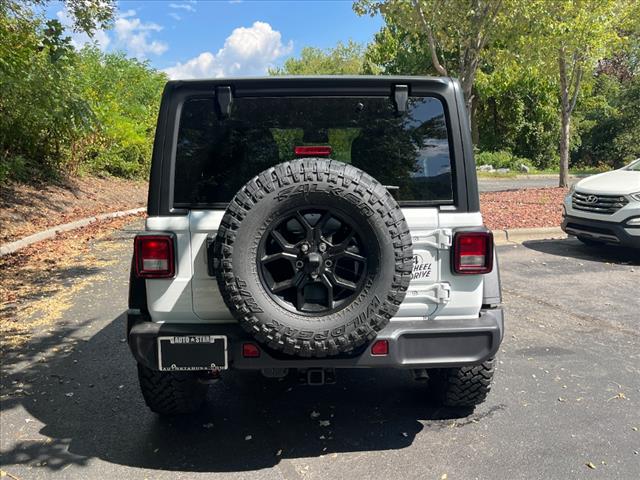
[165, 75, 454, 92]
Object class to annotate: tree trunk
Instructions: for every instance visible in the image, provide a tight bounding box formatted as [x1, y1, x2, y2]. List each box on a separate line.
[471, 94, 479, 145]
[461, 72, 475, 131]
[558, 48, 570, 188]
[559, 111, 570, 188]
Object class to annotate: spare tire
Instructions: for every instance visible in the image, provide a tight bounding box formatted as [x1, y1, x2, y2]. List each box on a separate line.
[214, 159, 413, 357]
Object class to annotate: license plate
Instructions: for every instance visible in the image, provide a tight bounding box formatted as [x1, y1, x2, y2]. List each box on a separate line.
[157, 335, 228, 371]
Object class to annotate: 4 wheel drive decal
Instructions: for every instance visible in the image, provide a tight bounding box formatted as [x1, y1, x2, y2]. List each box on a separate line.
[412, 254, 433, 280]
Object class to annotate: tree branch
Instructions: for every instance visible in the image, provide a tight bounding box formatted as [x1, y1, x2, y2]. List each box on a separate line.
[413, 0, 448, 76]
[569, 64, 583, 114]
[477, 0, 503, 52]
[558, 47, 569, 113]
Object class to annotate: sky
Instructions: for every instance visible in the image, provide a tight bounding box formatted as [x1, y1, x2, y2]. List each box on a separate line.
[47, 1, 384, 79]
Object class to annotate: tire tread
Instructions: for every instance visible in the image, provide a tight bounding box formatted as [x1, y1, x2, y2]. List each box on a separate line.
[137, 364, 206, 415]
[433, 358, 496, 408]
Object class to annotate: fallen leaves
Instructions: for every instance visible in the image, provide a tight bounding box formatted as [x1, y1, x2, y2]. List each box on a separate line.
[0, 469, 21, 480]
[607, 392, 628, 401]
[0, 214, 141, 351]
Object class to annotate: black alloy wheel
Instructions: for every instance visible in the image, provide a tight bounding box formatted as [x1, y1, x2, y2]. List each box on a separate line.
[258, 207, 368, 314]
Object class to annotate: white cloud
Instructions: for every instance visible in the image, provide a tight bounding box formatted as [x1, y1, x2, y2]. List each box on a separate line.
[164, 21, 292, 79]
[169, 12, 182, 21]
[169, 2, 195, 11]
[55, 8, 167, 59]
[56, 9, 111, 51]
[113, 11, 168, 58]
[119, 9, 136, 19]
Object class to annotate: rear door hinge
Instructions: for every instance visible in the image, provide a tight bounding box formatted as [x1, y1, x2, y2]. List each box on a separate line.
[431, 283, 451, 304]
[411, 228, 452, 250]
[215, 86, 233, 118]
[393, 84, 409, 113]
[206, 234, 219, 276]
[408, 282, 451, 305]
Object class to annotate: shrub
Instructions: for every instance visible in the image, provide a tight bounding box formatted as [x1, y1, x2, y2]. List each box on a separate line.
[475, 150, 534, 171]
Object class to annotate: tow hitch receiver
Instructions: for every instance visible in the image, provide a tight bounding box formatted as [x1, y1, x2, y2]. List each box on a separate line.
[300, 368, 336, 385]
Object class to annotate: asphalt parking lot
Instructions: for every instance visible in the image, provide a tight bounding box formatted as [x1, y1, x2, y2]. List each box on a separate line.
[1, 222, 639, 480]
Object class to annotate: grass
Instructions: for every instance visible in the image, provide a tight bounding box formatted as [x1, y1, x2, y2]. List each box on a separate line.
[476, 171, 519, 178]
[477, 167, 606, 178]
[533, 167, 609, 175]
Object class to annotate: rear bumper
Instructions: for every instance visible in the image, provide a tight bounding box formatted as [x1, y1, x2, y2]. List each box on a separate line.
[561, 214, 640, 248]
[127, 308, 504, 371]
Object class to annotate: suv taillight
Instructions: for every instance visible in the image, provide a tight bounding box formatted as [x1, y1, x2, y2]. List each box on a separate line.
[453, 231, 493, 274]
[134, 235, 175, 278]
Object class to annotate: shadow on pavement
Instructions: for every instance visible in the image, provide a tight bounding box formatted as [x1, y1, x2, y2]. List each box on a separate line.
[0, 312, 501, 473]
[522, 237, 640, 265]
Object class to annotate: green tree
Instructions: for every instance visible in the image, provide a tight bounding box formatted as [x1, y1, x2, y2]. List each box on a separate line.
[363, 21, 435, 76]
[357, 0, 638, 184]
[0, 3, 166, 183]
[2, 0, 115, 35]
[518, 0, 626, 186]
[270, 40, 369, 75]
[576, 74, 640, 168]
[0, 10, 92, 180]
[74, 48, 166, 177]
[354, 0, 506, 117]
[358, 1, 559, 163]
[475, 66, 559, 169]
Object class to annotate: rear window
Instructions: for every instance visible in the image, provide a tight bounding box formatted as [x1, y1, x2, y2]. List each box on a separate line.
[173, 96, 454, 206]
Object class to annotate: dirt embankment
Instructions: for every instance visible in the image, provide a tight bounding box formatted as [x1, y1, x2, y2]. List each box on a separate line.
[1, 176, 567, 242]
[1, 176, 148, 245]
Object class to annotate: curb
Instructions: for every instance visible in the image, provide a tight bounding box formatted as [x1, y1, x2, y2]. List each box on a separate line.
[0, 207, 145, 257]
[493, 227, 566, 246]
[0, 211, 566, 256]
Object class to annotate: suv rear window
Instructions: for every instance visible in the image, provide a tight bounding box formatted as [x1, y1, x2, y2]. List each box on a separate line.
[173, 96, 454, 206]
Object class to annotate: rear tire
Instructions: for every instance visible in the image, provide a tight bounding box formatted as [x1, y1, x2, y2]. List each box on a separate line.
[430, 358, 495, 408]
[137, 364, 207, 415]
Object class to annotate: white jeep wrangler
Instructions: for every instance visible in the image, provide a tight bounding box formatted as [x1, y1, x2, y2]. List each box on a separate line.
[127, 76, 503, 415]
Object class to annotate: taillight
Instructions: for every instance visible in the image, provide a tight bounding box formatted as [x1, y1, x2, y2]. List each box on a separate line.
[371, 339, 389, 356]
[453, 231, 493, 274]
[242, 343, 260, 358]
[134, 235, 175, 278]
[294, 146, 332, 157]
